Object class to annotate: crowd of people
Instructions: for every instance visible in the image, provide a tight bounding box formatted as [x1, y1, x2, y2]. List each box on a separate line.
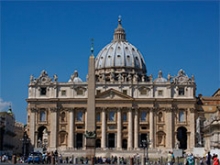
[166, 151, 219, 165]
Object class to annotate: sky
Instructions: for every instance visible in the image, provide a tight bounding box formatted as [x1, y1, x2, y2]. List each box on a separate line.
[0, 1, 219, 124]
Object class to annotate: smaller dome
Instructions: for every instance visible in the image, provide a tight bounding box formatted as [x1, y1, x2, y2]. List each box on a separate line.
[68, 70, 83, 83]
[73, 77, 82, 83]
[154, 70, 167, 83]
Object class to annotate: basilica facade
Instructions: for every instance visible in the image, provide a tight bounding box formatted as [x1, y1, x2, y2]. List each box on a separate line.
[26, 18, 197, 157]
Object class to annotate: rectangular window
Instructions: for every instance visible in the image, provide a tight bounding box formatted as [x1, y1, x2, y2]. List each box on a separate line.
[140, 89, 147, 95]
[40, 111, 46, 121]
[141, 111, 147, 121]
[158, 90, 163, 96]
[40, 87, 47, 95]
[179, 88, 185, 96]
[122, 113, 127, 122]
[61, 90, 66, 96]
[179, 110, 185, 122]
[77, 111, 83, 121]
[77, 89, 84, 95]
[96, 113, 101, 122]
[123, 90, 127, 95]
[96, 90, 101, 95]
[109, 111, 115, 121]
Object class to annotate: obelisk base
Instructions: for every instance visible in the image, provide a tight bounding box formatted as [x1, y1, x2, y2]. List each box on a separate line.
[86, 138, 96, 165]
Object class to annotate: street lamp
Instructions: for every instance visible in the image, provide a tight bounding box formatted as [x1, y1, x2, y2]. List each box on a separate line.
[140, 136, 151, 165]
[21, 131, 30, 160]
[140, 139, 147, 165]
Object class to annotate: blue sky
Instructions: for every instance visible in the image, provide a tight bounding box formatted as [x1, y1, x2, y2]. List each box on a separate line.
[1, 1, 219, 124]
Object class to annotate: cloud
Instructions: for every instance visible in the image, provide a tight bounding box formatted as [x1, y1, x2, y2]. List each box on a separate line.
[0, 98, 11, 112]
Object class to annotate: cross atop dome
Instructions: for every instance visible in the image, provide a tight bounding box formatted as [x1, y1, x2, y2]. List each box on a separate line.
[118, 15, 122, 25]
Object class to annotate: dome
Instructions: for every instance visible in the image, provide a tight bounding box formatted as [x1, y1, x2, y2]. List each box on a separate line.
[68, 70, 83, 83]
[154, 70, 167, 83]
[95, 17, 147, 82]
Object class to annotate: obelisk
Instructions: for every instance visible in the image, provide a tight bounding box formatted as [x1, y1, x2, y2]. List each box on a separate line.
[85, 40, 96, 164]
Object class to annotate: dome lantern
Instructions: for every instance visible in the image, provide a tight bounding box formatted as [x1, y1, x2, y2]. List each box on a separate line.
[113, 16, 126, 42]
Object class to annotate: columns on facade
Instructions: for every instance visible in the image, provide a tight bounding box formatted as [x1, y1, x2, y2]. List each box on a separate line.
[101, 108, 106, 149]
[30, 108, 36, 148]
[149, 108, 154, 148]
[166, 108, 174, 149]
[189, 108, 195, 150]
[68, 109, 74, 149]
[50, 107, 58, 150]
[134, 108, 139, 149]
[128, 108, 133, 150]
[117, 108, 122, 150]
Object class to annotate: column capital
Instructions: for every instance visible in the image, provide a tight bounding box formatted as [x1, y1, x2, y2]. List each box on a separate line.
[67, 108, 74, 112]
[117, 107, 122, 112]
[189, 108, 196, 113]
[50, 107, 59, 112]
[165, 107, 175, 112]
[30, 108, 38, 113]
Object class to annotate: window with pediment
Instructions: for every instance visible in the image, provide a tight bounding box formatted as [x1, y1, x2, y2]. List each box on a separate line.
[40, 110, 46, 122]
